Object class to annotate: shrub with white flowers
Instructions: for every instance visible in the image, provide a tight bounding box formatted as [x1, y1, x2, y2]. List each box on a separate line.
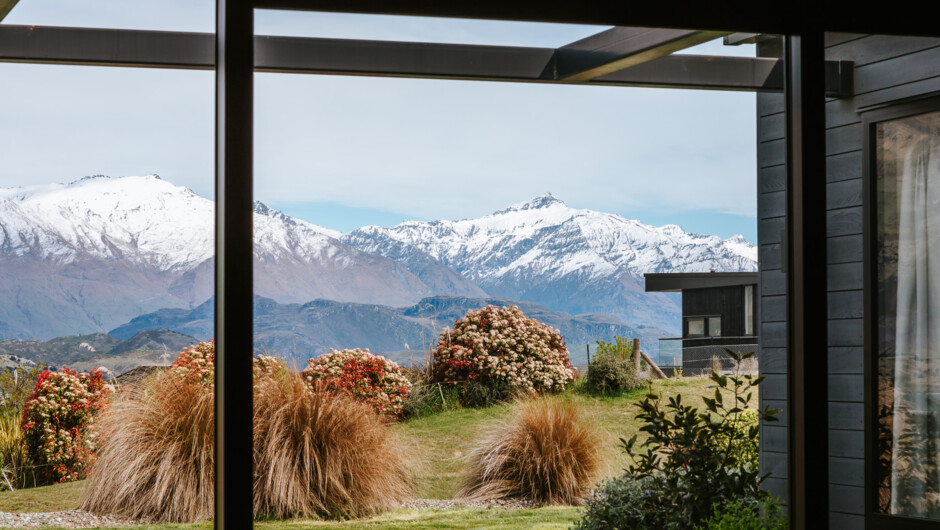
[433, 305, 575, 395]
[169, 340, 216, 385]
[21, 368, 112, 483]
[302, 348, 411, 419]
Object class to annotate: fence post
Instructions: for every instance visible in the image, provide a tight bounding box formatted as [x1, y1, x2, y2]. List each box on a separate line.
[632, 338, 641, 372]
[586, 344, 591, 365]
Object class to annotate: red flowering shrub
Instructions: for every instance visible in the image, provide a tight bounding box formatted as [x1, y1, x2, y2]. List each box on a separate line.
[302, 349, 411, 419]
[433, 305, 575, 395]
[21, 369, 112, 483]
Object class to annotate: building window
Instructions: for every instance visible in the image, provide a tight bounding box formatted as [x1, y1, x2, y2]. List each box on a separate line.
[708, 316, 722, 337]
[744, 285, 754, 336]
[686, 316, 721, 338]
[875, 108, 940, 520]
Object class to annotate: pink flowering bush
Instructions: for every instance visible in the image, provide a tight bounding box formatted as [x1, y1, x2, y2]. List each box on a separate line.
[433, 305, 575, 395]
[21, 369, 112, 483]
[168, 341, 289, 385]
[170, 340, 216, 385]
[302, 349, 411, 419]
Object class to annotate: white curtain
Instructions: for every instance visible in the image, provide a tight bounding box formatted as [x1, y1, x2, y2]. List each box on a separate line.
[891, 120, 940, 516]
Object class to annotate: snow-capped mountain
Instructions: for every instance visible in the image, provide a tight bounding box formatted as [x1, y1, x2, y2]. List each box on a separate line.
[0, 176, 756, 342]
[343, 194, 756, 330]
[0, 175, 478, 339]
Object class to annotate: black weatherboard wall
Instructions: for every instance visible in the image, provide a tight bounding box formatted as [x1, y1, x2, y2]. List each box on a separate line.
[682, 285, 753, 337]
[757, 33, 940, 528]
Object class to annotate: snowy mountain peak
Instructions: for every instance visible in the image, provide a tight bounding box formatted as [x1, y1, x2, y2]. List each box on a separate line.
[495, 193, 566, 215]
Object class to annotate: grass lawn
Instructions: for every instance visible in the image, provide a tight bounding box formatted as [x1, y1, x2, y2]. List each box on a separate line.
[0, 376, 724, 528]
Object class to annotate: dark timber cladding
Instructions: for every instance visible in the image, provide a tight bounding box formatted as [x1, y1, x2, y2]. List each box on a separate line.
[215, 0, 253, 525]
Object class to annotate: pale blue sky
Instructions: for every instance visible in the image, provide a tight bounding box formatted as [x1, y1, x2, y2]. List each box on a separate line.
[1, 2, 757, 240]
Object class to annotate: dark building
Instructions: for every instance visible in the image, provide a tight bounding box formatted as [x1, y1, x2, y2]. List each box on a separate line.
[754, 33, 940, 528]
[645, 272, 758, 373]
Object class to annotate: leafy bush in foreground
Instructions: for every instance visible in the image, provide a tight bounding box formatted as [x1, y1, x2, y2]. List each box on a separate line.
[21, 368, 111, 483]
[303, 348, 411, 418]
[460, 398, 601, 506]
[433, 305, 575, 397]
[696, 496, 786, 530]
[576, 349, 779, 529]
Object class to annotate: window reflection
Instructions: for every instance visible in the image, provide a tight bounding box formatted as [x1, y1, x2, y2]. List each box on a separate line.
[877, 109, 940, 519]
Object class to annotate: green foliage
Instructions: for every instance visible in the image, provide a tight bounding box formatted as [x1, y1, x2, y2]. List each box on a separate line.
[457, 379, 515, 408]
[578, 348, 780, 530]
[575, 473, 669, 529]
[400, 367, 461, 418]
[594, 336, 634, 360]
[695, 497, 787, 530]
[585, 354, 641, 394]
[0, 364, 47, 417]
[672, 367, 684, 378]
[0, 411, 40, 491]
[706, 409, 760, 471]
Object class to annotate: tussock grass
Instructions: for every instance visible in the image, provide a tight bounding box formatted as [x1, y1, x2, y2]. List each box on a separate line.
[459, 397, 601, 506]
[253, 372, 412, 519]
[80, 369, 412, 523]
[79, 375, 215, 523]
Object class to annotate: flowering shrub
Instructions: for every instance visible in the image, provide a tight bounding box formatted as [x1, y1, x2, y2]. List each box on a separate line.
[433, 305, 575, 395]
[21, 369, 112, 483]
[168, 341, 289, 386]
[170, 340, 215, 385]
[302, 349, 411, 419]
[254, 354, 287, 379]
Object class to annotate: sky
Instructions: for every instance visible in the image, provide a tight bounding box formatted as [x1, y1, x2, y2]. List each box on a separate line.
[0, 1, 758, 241]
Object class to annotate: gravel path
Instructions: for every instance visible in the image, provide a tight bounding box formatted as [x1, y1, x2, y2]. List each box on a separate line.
[0, 509, 143, 528]
[0, 499, 536, 527]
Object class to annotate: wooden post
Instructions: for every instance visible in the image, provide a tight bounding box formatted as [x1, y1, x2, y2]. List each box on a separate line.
[632, 338, 641, 372]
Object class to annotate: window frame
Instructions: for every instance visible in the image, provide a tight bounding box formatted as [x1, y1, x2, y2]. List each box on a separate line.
[864, 94, 940, 529]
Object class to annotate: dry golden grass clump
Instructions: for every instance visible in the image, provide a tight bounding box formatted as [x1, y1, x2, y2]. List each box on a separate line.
[459, 397, 602, 506]
[253, 372, 412, 519]
[81, 367, 412, 523]
[79, 375, 215, 523]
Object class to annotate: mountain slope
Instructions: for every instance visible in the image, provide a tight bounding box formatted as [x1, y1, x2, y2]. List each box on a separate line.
[343, 194, 756, 330]
[109, 295, 669, 364]
[0, 175, 479, 339]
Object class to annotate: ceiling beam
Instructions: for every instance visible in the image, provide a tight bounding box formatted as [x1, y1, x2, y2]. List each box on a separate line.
[0, 0, 18, 22]
[0, 24, 785, 92]
[554, 27, 728, 82]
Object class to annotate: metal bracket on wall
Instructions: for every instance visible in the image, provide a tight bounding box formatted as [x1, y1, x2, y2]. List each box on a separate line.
[825, 60, 854, 98]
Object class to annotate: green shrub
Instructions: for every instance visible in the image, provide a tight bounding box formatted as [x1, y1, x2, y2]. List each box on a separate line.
[576, 349, 780, 530]
[594, 336, 634, 359]
[585, 354, 641, 394]
[706, 409, 760, 470]
[696, 497, 787, 530]
[576, 474, 668, 529]
[458, 379, 515, 408]
[400, 367, 460, 418]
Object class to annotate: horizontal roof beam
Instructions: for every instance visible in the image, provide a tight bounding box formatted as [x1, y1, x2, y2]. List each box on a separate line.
[0, 0, 19, 22]
[554, 27, 729, 81]
[0, 25, 784, 91]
